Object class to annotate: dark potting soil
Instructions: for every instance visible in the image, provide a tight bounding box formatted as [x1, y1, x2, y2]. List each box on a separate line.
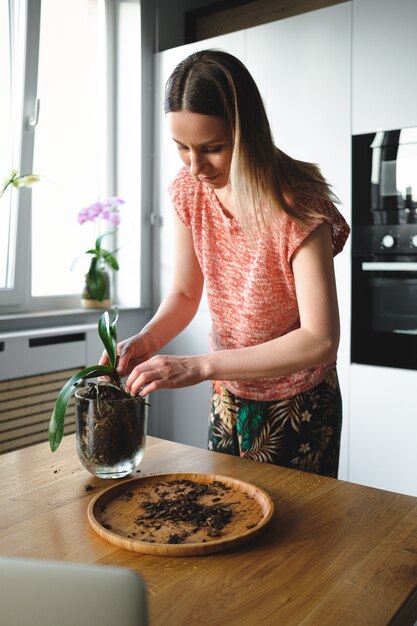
[76, 383, 146, 466]
[134, 479, 235, 544]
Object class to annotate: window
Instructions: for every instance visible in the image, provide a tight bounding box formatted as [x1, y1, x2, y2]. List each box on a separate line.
[0, 0, 21, 293]
[0, 0, 142, 313]
[32, 0, 105, 297]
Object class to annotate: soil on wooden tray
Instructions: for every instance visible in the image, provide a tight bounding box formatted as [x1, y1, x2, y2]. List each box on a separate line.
[76, 383, 146, 467]
[96, 478, 263, 545]
[137, 479, 234, 544]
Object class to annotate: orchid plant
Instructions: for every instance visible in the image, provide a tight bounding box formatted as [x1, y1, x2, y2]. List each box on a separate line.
[49, 307, 121, 452]
[78, 197, 125, 302]
[0, 169, 40, 199]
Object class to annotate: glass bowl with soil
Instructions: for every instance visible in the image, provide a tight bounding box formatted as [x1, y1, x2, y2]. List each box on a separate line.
[75, 383, 148, 479]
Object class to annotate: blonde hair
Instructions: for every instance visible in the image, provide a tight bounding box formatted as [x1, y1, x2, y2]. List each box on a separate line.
[165, 49, 338, 231]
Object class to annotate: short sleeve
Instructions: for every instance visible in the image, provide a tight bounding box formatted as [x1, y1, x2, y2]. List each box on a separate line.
[285, 199, 350, 262]
[168, 166, 196, 228]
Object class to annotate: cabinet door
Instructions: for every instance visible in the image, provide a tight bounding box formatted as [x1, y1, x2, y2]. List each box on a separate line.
[245, 2, 352, 321]
[349, 364, 417, 496]
[154, 31, 246, 306]
[352, 0, 417, 134]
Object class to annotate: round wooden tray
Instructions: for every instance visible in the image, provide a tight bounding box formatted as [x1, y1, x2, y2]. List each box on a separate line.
[87, 472, 274, 556]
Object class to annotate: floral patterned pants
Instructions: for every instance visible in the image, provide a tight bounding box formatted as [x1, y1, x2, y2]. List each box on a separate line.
[208, 368, 342, 478]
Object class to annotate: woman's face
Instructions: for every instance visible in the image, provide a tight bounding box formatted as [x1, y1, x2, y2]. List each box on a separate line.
[167, 110, 232, 189]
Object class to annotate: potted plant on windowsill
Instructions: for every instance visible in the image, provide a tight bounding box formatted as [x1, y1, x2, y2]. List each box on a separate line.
[77, 197, 125, 309]
[49, 307, 148, 479]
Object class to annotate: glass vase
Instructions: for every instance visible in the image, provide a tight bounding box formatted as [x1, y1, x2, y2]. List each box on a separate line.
[75, 387, 148, 479]
[81, 259, 112, 309]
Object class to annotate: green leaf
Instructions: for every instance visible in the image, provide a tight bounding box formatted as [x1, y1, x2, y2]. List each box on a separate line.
[48, 364, 114, 452]
[87, 258, 107, 300]
[100, 249, 119, 271]
[110, 306, 119, 347]
[98, 307, 119, 368]
[0, 182, 11, 199]
[95, 228, 116, 252]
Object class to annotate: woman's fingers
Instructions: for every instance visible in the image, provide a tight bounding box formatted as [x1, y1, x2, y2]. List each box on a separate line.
[124, 360, 162, 396]
[124, 354, 202, 397]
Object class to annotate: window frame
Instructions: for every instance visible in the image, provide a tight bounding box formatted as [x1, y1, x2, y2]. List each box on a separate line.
[0, 0, 39, 307]
[0, 0, 145, 315]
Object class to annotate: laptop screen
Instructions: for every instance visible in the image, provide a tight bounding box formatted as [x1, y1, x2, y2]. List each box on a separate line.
[0, 557, 148, 626]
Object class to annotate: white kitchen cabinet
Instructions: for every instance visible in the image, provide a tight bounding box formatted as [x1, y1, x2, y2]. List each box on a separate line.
[349, 0, 417, 497]
[154, 30, 246, 308]
[349, 364, 417, 497]
[245, 3, 352, 321]
[337, 317, 351, 480]
[352, 0, 417, 134]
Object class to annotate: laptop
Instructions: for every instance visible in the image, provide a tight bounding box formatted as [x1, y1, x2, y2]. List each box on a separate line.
[0, 556, 148, 626]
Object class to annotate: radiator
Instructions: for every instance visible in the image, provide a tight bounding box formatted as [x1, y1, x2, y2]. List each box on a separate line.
[0, 367, 84, 454]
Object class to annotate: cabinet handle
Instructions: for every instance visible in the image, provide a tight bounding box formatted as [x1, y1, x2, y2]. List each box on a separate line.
[361, 261, 417, 272]
[29, 333, 86, 347]
[26, 98, 40, 129]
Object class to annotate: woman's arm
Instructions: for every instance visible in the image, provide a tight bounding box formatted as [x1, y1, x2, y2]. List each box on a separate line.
[125, 222, 340, 396]
[203, 221, 340, 378]
[104, 214, 204, 377]
[141, 214, 204, 352]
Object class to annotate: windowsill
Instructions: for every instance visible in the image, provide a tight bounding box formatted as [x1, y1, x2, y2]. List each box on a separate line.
[0, 305, 146, 335]
[0, 304, 141, 321]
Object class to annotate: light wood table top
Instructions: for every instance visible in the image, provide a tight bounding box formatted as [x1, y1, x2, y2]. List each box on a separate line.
[1, 434, 417, 625]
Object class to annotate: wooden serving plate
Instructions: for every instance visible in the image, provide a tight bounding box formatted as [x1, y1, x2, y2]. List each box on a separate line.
[87, 472, 274, 556]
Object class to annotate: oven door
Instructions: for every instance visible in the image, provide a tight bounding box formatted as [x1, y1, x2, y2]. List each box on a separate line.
[351, 259, 417, 369]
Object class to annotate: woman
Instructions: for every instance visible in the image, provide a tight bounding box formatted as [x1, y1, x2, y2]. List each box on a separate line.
[102, 49, 350, 477]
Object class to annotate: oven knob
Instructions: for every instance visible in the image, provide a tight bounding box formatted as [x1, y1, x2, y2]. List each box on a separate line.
[381, 234, 396, 249]
[411, 234, 417, 248]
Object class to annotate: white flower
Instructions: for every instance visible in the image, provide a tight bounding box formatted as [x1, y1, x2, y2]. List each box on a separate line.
[1, 170, 40, 199]
[301, 410, 311, 422]
[3, 169, 18, 188]
[21, 174, 40, 187]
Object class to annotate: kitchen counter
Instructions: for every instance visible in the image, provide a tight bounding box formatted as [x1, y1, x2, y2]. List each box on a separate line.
[1, 435, 416, 625]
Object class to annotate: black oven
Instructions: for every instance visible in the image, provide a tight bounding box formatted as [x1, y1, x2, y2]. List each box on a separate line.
[352, 126, 417, 370]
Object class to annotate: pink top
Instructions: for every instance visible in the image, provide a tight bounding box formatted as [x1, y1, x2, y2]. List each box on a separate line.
[169, 166, 350, 400]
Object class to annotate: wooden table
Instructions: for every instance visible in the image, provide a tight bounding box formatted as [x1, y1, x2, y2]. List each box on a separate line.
[1, 435, 417, 625]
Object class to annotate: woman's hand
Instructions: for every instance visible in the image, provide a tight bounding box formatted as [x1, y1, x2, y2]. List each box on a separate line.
[124, 354, 205, 397]
[99, 332, 154, 378]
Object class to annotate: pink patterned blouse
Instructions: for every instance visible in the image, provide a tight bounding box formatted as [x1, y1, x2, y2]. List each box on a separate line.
[169, 166, 350, 401]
